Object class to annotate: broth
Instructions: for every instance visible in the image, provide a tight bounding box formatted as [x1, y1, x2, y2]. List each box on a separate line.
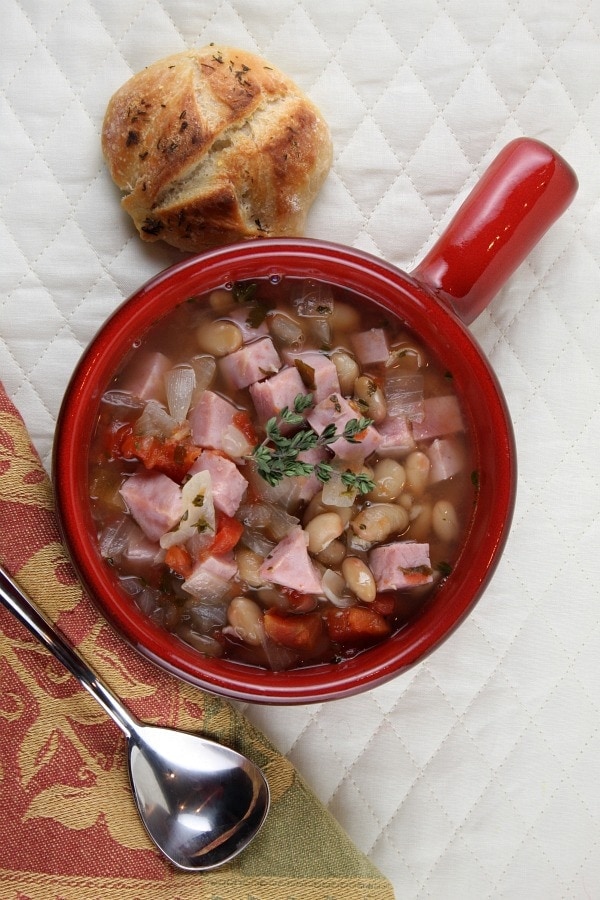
[88, 276, 476, 670]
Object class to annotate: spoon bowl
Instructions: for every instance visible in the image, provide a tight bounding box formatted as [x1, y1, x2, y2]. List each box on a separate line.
[129, 723, 270, 870]
[0, 565, 270, 871]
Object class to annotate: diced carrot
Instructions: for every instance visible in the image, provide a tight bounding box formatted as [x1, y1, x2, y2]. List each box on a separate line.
[120, 432, 201, 482]
[207, 513, 244, 555]
[263, 610, 324, 652]
[164, 544, 193, 578]
[280, 587, 318, 613]
[233, 410, 258, 445]
[370, 594, 396, 616]
[326, 606, 391, 644]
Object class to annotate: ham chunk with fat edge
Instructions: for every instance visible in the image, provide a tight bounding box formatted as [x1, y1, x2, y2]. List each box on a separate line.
[369, 541, 433, 591]
[188, 450, 248, 516]
[249, 365, 306, 425]
[282, 351, 341, 402]
[412, 395, 464, 441]
[427, 436, 465, 483]
[259, 525, 323, 594]
[188, 390, 253, 458]
[307, 393, 381, 463]
[119, 470, 183, 543]
[218, 337, 281, 389]
[350, 328, 389, 366]
[182, 553, 237, 601]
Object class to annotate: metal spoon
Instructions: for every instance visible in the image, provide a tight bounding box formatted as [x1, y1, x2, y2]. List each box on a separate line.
[0, 565, 270, 871]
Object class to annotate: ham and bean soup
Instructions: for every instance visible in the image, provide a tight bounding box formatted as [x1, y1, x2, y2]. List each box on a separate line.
[89, 277, 476, 670]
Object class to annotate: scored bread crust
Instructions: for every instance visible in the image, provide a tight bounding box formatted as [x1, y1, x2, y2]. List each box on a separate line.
[101, 46, 333, 251]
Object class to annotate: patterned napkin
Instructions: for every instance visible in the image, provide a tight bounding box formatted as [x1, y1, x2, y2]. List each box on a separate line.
[0, 382, 394, 900]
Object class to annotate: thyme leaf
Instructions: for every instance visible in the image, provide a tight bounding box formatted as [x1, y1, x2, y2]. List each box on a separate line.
[249, 393, 376, 490]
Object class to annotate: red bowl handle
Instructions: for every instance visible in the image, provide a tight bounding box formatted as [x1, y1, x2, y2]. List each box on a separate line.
[411, 137, 578, 324]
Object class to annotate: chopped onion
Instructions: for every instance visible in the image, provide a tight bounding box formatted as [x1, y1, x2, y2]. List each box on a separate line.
[238, 500, 298, 542]
[322, 568, 355, 608]
[241, 527, 276, 557]
[384, 372, 425, 422]
[165, 364, 196, 421]
[221, 424, 253, 460]
[186, 602, 228, 632]
[134, 399, 179, 438]
[190, 354, 217, 402]
[101, 390, 145, 414]
[269, 312, 305, 347]
[321, 468, 357, 508]
[292, 280, 334, 317]
[160, 470, 215, 549]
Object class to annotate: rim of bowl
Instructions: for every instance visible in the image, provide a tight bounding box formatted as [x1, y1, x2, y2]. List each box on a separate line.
[53, 238, 517, 704]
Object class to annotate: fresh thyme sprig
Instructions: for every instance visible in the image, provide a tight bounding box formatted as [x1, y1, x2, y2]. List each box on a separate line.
[250, 393, 376, 493]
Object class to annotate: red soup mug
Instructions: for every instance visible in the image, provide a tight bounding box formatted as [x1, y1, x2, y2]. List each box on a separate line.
[54, 138, 577, 704]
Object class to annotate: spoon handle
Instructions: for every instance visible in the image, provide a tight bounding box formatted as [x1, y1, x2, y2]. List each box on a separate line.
[0, 565, 138, 738]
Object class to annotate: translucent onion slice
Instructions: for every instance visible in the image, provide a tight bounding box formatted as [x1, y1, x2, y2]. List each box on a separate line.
[160, 470, 215, 550]
[165, 364, 196, 422]
[321, 468, 357, 508]
[384, 372, 425, 422]
[322, 568, 354, 607]
[134, 399, 178, 438]
[269, 312, 305, 347]
[238, 500, 298, 542]
[292, 279, 334, 317]
[190, 354, 217, 403]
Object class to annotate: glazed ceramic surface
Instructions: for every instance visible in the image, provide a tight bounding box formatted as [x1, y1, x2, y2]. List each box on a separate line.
[53, 139, 577, 703]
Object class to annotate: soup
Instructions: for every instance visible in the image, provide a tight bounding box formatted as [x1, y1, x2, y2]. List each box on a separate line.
[88, 276, 476, 670]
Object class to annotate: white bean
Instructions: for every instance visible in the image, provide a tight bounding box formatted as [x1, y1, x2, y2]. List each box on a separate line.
[408, 502, 432, 541]
[342, 557, 377, 603]
[432, 499, 460, 543]
[351, 503, 409, 543]
[354, 375, 387, 423]
[329, 301, 361, 332]
[235, 546, 265, 587]
[305, 512, 344, 555]
[405, 451, 430, 496]
[368, 459, 406, 501]
[330, 350, 359, 395]
[316, 538, 347, 567]
[208, 288, 234, 313]
[197, 319, 243, 356]
[227, 597, 265, 646]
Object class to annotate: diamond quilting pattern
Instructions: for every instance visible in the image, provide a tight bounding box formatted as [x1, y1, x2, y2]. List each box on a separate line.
[2, 1, 599, 897]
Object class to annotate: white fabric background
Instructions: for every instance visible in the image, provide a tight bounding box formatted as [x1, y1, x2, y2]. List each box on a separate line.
[2, 1, 599, 897]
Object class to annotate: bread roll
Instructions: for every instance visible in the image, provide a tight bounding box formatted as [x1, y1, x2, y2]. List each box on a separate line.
[102, 46, 333, 251]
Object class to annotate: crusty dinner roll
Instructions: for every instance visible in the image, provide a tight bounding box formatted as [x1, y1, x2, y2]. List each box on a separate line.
[102, 45, 333, 251]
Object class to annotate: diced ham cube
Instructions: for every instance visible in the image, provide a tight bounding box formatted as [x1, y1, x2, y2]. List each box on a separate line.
[427, 436, 466, 484]
[249, 366, 306, 425]
[281, 351, 341, 402]
[412, 395, 464, 441]
[182, 552, 237, 601]
[218, 337, 281, 389]
[306, 393, 381, 463]
[369, 541, 433, 591]
[189, 450, 248, 516]
[377, 415, 416, 457]
[119, 351, 170, 403]
[188, 390, 253, 458]
[350, 328, 389, 366]
[259, 525, 323, 594]
[119, 470, 183, 542]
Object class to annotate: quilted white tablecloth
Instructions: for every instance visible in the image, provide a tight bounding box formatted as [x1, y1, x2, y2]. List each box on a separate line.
[2, 1, 599, 897]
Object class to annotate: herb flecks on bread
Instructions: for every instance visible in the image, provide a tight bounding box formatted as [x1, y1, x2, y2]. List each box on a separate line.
[102, 46, 333, 251]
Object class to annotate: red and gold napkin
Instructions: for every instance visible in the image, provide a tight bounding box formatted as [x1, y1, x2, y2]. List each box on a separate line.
[0, 383, 394, 900]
